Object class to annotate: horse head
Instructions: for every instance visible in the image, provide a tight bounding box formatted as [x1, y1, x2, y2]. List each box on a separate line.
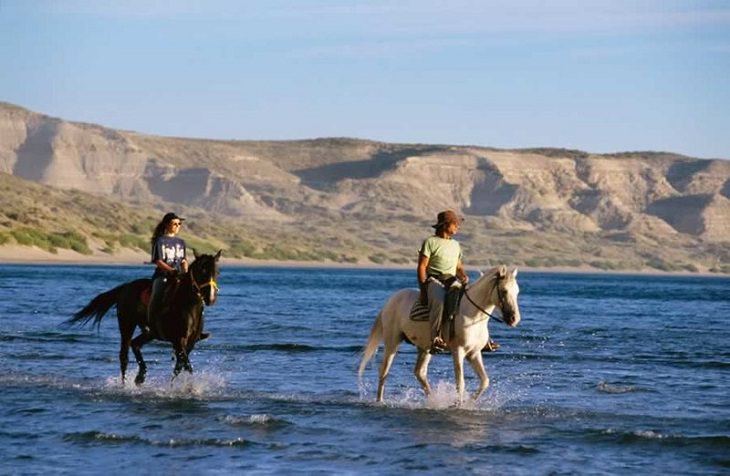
[493, 265, 521, 327]
[190, 249, 222, 305]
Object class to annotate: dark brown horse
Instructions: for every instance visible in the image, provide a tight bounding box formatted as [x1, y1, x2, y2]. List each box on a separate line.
[67, 250, 221, 384]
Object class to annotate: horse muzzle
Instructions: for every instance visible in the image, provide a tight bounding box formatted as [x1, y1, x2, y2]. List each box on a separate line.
[504, 309, 521, 327]
[199, 279, 218, 305]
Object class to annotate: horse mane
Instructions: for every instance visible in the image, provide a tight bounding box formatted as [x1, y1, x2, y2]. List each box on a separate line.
[471, 265, 507, 286]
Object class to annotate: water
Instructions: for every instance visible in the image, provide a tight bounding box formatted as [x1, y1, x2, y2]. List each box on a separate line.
[1, 264, 729, 475]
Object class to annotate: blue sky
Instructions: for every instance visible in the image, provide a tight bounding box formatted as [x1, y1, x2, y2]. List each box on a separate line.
[1, 0, 729, 159]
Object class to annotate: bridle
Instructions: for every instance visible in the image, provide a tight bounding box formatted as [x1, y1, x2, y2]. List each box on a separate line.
[463, 274, 507, 325]
[189, 259, 219, 302]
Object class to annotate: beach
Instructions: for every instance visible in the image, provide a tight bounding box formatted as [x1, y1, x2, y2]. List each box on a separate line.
[0, 244, 726, 278]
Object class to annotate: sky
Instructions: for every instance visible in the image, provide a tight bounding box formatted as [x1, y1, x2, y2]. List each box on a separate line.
[1, 0, 729, 159]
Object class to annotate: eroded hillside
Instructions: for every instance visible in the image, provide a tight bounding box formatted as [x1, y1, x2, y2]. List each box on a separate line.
[1, 102, 729, 272]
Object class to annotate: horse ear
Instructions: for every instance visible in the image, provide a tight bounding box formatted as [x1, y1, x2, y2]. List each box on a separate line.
[215, 249, 222, 261]
[512, 267, 518, 278]
[499, 264, 507, 278]
[192, 248, 199, 259]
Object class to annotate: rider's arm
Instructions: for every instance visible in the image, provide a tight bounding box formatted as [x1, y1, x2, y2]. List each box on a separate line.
[154, 259, 176, 275]
[456, 260, 469, 285]
[417, 254, 430, 304]
[417, 253, 429, 286]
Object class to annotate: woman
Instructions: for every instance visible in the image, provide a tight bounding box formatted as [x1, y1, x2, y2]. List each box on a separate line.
[146, 212, 189, 335]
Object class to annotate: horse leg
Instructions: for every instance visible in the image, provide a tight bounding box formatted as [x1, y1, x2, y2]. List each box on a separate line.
[131, 332, 154, 385]
[452, 347, 467, 404]
[414, 350, 433, 397]
[117, 313, 135, 383]
[118, 327, 134, 384]
[172, 338, 193, 379]
[376, 343, 399, 402]
[466, 351, 490, 401]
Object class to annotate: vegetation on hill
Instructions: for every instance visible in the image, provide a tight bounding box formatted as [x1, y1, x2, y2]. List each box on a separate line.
[1, 101, 729, 273]
[2, 173, 730, 273]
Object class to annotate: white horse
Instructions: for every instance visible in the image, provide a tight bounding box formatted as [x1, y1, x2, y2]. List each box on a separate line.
[358, 265, 521, 403]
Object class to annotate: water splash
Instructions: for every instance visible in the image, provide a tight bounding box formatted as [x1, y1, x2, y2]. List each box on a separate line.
[102, 370, 227, 399]
[359, 379, 521, 412]
[222, 414, 290, 428]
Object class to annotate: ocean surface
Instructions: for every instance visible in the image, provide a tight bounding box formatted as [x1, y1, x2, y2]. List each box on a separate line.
[0, 264, 728, 475]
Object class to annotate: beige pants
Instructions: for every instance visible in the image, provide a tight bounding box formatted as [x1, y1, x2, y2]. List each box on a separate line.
[427, 280, 447, 341]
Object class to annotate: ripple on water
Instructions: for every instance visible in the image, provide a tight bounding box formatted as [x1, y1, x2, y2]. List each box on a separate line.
[62, 430, 254, 448]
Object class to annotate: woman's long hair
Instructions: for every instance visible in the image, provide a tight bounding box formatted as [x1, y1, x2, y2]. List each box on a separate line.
[150, 216, 173, 246]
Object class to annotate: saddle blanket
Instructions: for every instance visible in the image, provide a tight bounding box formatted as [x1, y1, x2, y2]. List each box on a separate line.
[409, 302, 430, 321]
[140, 286, 152, 307]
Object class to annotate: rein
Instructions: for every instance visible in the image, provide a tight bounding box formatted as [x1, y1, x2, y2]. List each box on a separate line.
[463, 277, 506, 325]
[188, 263, 219, 302]
[192, 276, 218, 294]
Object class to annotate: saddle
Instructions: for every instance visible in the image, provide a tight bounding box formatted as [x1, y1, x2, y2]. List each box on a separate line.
[409, 301, 430, 321]
[140, 286, 152, 307]
[141, 276, 181, 330]
[409, 279, 464, 322]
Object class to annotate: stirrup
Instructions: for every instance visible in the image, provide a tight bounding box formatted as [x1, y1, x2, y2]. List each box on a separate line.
[430, 337, 447, 353]
[483, 340, 500, 352]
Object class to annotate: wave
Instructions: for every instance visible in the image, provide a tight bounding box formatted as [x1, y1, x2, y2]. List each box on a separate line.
[214, 342, 364, 353]
[600, 428, 730, 448]
[221, 414, 291, 429]
[596, 381, 641, 394]
[63, 430, 257, 448]
[0, 331, 95, 344]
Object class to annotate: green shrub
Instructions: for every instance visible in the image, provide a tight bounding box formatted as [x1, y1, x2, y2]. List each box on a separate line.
[9, 228, 91, 255]
[524, 257, 564, 268]
[390, 256, 410, 264]
[118, 234, 148, 251]
[50, 231, 92, 255]
[368, 253, 387, 264]
[227, 238, 256, 258]
[185, 237, 219, 256]
[10, 228, 53, 251]
[680, 263, 699, 273]
[646, 258, 676, 272]
[589, 260, 622, 270]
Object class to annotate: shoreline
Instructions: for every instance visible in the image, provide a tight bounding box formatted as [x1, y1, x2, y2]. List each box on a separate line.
[0, 245, 727, 278]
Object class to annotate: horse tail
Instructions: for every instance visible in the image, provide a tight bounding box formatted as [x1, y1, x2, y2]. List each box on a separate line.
[65, 284, 126, 330]
[358, 310, 384, 378]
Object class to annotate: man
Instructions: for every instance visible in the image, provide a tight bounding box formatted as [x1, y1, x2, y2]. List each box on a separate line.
[417, 210, 470, 351]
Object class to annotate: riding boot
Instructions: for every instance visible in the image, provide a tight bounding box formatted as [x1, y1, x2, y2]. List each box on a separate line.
[482, 339, 500, 352]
